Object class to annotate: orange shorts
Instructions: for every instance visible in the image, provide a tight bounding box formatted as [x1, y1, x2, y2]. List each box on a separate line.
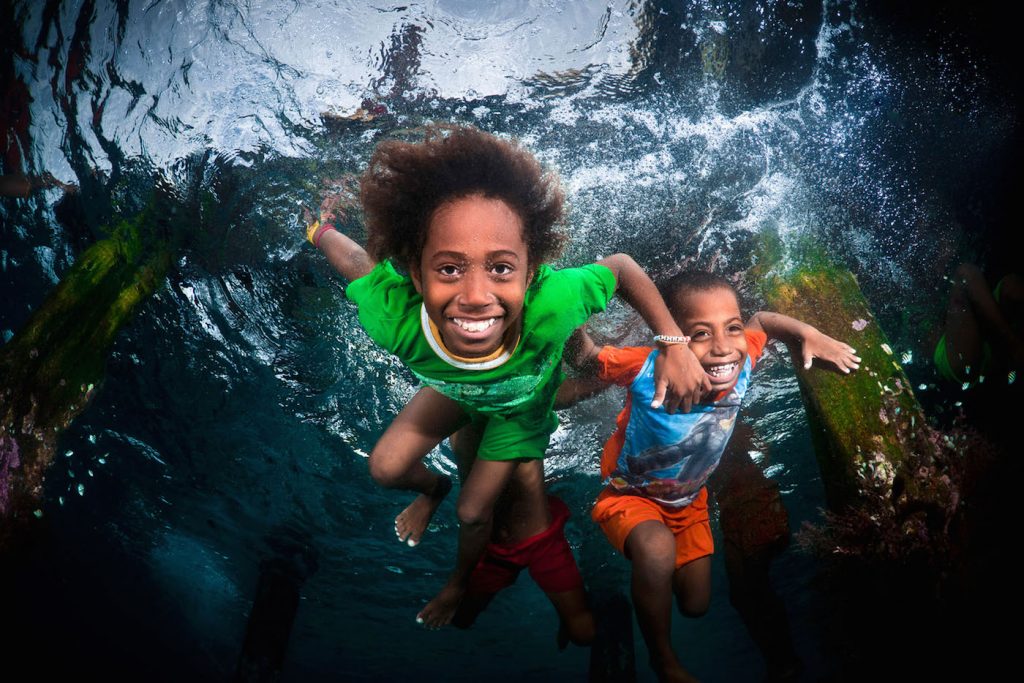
[591, 487, 713, 569]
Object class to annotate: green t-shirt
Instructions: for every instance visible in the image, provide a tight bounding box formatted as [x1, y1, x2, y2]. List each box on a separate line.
[346, 261, 617, 460]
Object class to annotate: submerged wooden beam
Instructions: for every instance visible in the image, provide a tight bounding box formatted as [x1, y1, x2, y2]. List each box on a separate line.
[0, 205, 171, 546]
[757, 236, 953, 519]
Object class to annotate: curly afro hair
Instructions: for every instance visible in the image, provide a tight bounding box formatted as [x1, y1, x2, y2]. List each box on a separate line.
[360, 125, 567, 268]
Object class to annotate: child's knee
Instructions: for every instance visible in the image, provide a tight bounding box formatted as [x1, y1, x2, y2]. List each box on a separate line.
[625, 523, 677, 574]
[998, 273, 1024, 306]
[953, 262, 984, 286]
[455, 497, 491, 527]
[367, 449, 402, 487]
[564, 611, 596, 646]
[676, 591, 710, 618]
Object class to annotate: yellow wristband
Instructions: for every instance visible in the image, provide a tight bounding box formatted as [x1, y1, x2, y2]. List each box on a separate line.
[306, 219, 321, 245]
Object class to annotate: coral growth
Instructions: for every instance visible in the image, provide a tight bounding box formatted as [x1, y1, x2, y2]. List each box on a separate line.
[798, 414, 989, 567]
[0, 434, 21, 515]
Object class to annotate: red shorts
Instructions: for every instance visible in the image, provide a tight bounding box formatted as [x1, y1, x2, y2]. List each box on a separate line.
[467, 496, 584, 595]
[591, 486, 713, 569]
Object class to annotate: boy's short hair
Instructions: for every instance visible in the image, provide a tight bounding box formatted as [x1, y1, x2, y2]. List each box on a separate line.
[360, 125, 567, 267]
[658, 270, 739, 311]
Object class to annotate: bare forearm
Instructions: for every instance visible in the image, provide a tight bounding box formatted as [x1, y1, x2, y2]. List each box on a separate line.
[597, 253, 709, 412]
[317, 228, 375, 282]
[598, 253, 682, 336]
[748, 311, 815, 345]
[564, 327, 600, 371]
[554, 377, 611, 409]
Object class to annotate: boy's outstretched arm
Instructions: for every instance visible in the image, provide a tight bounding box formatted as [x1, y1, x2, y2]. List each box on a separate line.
[747, 311, 862, 373]
[303, 185, 376, 282]
[597, 254, 711, 412]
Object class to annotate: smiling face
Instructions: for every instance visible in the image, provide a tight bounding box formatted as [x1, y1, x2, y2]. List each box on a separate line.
[410, 194, 531, 359]
[671, 286, 748, 395]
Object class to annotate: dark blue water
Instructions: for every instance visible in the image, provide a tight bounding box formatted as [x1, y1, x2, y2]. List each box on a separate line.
[2, 1, 1018, 679]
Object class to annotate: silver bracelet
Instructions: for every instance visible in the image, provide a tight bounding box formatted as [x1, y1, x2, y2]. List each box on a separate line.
[653, 334, 690, 345]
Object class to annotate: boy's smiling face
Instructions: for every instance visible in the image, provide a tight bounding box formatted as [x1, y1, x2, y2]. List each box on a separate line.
[671, 286, 748, 395]
[410, 194, 531, 359]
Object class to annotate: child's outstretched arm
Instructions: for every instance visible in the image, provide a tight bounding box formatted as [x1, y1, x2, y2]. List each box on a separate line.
[303, 183, 375, 282]
[597, 254, 712, 412]
[747, 312, 861, 373]
[555, 328, 612, 409]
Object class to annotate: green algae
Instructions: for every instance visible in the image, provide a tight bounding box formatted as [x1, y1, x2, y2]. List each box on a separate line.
[0, 201, 171, 544]
[757, 235, 942, 512]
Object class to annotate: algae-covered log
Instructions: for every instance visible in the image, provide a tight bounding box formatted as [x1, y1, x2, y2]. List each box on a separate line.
[759, 241, 951, 520]
[0, 206, 171, 544]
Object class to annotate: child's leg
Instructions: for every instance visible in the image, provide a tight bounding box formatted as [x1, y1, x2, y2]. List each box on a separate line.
[941, 265, 1024, 380]
[546, 587, 596, 648]
[367, 387, 467, 546]
[448, 421, 505, 630]
[624, 521, 698, 683]
[527, 495, 595, 647]
[996, 274, 1024, 364]
[418, 456, 518, 627]
[672, 556, 711, 617]
[941, 264, 990, 380]
[451, 591, 499, 629]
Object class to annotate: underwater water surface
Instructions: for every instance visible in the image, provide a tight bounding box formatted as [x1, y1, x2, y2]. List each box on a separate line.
[1, 0, 1019, 680]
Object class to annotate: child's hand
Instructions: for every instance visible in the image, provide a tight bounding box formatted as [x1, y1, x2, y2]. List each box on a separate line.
[801, 329, 861, 373]
[652, 344, 712, 413]
[302, 175, 360, 240]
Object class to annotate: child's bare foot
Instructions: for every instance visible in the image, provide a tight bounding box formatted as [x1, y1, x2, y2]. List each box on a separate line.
[416, 582, 465, 628]
[651, 652, 700, 683]
[395, 474, 451, 547]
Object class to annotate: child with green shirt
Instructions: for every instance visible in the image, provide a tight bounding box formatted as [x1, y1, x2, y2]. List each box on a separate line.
[307, 125, 710, 630]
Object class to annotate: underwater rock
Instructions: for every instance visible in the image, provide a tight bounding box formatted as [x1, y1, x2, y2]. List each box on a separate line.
[0, 205, 171, 547]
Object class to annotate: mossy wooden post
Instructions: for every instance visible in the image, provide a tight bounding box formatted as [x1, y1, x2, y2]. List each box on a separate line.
[757, 237, 943, 513]
[0, 205, 171, 546]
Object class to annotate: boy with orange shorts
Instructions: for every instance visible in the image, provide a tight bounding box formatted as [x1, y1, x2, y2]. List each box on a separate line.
[568, 270, 860, 682]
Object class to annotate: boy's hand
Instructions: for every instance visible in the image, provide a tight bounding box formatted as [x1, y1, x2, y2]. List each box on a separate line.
[652, 344, 711, 413]
[801, 329, 861, 373]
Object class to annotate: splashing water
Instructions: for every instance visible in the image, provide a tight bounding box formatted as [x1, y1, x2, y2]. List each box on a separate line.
[2, 0, 1017, 679]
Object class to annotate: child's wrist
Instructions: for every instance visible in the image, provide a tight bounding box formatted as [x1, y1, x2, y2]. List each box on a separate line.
[306, 220, 337, 248]
[654, 334, 690, 346]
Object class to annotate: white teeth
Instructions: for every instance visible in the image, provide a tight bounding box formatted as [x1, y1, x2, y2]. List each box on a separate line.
[707, 362, 738, 378]
[453, 318, 497, 333]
